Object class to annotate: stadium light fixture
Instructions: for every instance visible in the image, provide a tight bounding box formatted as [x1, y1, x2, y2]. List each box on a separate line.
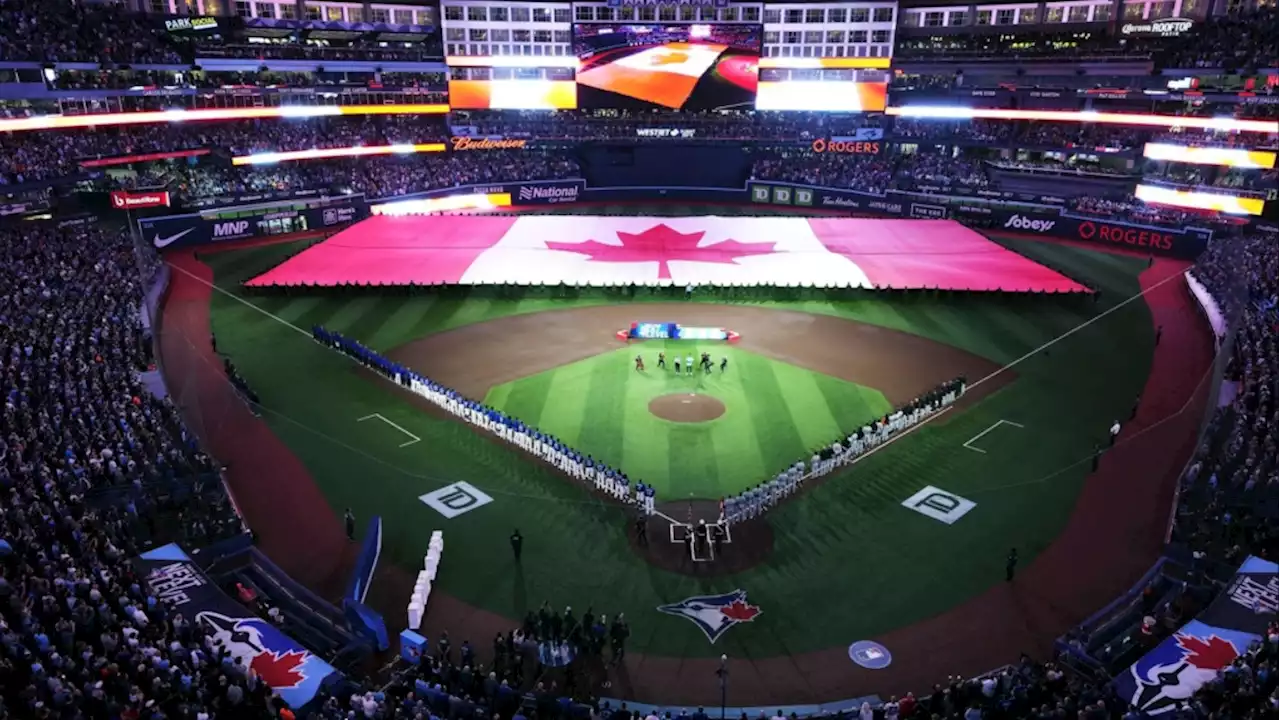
[231, 143, 448, 166]
[0, 104, 450, 134]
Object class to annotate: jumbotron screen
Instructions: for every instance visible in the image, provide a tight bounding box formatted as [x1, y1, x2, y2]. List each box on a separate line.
[573, 24, 760, 111]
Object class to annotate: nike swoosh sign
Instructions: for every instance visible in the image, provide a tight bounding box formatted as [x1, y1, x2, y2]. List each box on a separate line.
[153, 228, 196, 248]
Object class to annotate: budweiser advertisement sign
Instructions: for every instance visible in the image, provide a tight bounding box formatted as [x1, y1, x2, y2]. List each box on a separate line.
[450, 136, 528, 151]
[110, 191, 171, 210]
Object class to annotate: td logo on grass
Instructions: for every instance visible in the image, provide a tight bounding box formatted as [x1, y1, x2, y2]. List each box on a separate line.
[419, 481, 494, 519]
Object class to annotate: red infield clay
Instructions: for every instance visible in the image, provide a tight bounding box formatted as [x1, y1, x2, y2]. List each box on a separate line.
[160, 249, 1212, 706]
[244, 215, 1089, 293]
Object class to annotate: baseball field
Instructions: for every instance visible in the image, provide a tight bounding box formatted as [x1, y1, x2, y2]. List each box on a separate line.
[158, 203, 1213, 704]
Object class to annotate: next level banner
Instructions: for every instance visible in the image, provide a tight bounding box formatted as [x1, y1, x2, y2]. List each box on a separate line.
[134, 544, 339, 708]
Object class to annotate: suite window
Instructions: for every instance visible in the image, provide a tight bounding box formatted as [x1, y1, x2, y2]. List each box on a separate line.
[977, 9, 993, 24]
[698, 7, 716, 21]
[326, 6, 343, 21]
[995, 9, 1015, 24]
[741, 7, 759, 21]
[490, 7, 508, 21]
[1124, 3, 1145, 18]
[347, 7, 363, 22]
[764, 31, 779, 43]
[659, 5, 676, 20]
[279, 3, 295, 19]
[532, 8, 551, 22]
[1149, 1, 1174, 17]
[763, 9, 781, 23]
[1068, 5, 1090, 21]
[304, 4, 321, 20]
[950, 11, 968, 25]
[924, 11, 944, 26]
[533, 29, 552, 42]
[511, 7, 530, 22]
[803, 31, 823, 43]
[850, 30, 867, 42]
[468, 28, 487, 41]
[553, 30, 570, 42]
[446, 28, 465, 41]
[784, 30, 802, 43]
[512, 29, 531, 42]
[1181, 0, 1200, 12]
[465, 6, 485, 21]
[637, 7, 654, 21]
[901, 11, 920, 26]
[827, 8, 846, 22]
[872, 29, 891, 42]
[1046, 6, 1065, 21]
[680, 5, 696, 21]
[393, 9, 412, 24]
[554, 7, 571, 22]
[492, 29, 510, 41]
[444, 6, 463, 21]
[805, 9, 824, 22]
[1019, 8, 1038, 22]
[873, 7, 894, 22]
[1093, 4, 1112, 20]
[826, 30, 845, 42]
[785, 9, 803, 22]
[234, 0, 250, 16]
[575, 5, 592, 21]
[850, 8, 869, 22]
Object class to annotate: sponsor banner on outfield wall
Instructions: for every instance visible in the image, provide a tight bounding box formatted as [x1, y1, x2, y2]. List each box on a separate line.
[133, 544, 338, 708]
[992, 209, 1211, 258]
[513, 180, 585, 205]
[139, 197, 369, 250]
[747, 181, 907, 215]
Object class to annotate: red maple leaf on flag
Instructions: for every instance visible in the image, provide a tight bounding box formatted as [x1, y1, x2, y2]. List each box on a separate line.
[720, 600, 761, 622]
[545, 224, 777, 280]
[250, 650, 309, 688]
[649, 51, 689, 66]
[1176, 634, 1239, 670]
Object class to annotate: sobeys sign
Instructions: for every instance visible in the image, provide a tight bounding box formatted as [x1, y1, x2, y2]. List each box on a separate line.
[1121, 17, 1194, 37]
[451, 137, 528, 151]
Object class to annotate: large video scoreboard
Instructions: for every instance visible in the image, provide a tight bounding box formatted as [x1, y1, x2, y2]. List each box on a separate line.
[440, 0, 894, 112]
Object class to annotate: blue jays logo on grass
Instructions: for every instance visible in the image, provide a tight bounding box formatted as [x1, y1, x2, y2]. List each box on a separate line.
[1113, 620, 1258, 716]
[657, 589, 761, 643]
[197, 611, 337, 708]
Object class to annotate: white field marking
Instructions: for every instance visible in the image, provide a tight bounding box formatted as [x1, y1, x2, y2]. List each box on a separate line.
[962, 419, 1026, 454]
[358, 413, 421, 447]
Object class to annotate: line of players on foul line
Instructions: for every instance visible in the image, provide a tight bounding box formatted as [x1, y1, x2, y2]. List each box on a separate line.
[312, 326, 964, 526]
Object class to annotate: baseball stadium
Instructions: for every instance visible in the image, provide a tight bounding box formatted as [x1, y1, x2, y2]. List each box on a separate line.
[0, 1, 1277, 718]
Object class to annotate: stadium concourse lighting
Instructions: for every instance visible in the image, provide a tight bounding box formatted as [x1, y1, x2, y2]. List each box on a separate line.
[0, 104, 450, 134]
[231, 143, 448, 166]
[886, 106, 1279, 134]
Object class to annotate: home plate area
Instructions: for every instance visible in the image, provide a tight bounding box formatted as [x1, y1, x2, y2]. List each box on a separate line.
[245, 214, 1088, 292]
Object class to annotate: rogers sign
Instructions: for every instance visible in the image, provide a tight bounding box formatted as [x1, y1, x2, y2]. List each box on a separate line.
[1078, 220, 1174, 251]
[811, 138, 881, 155]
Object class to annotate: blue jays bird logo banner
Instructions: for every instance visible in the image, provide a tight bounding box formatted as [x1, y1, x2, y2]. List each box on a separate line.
[1112, 556, 1278, 715]
[133, 544, 339, 708]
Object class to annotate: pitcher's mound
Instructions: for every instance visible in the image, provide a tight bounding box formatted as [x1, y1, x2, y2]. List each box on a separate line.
[649, 393, 726, 423]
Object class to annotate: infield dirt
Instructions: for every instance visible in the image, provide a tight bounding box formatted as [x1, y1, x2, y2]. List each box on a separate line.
[385, 303, 1008, 407]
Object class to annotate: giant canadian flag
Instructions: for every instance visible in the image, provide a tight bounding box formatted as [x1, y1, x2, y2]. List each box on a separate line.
[576, 42, 728, 109]
[245, 214, 1088, 293]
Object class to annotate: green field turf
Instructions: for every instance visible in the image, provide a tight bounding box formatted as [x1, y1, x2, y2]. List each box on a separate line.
[484, 343, 892, 498]
[191, 219, 1157, 657]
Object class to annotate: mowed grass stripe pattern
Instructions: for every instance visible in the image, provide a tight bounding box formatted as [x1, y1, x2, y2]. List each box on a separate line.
[486, 343, 892, 497]
[196, 232, 1159, 657]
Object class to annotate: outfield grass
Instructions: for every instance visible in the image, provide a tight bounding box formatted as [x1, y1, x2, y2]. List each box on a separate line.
[485, 343, 892, 498]
[192, 219, 1157, 657]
